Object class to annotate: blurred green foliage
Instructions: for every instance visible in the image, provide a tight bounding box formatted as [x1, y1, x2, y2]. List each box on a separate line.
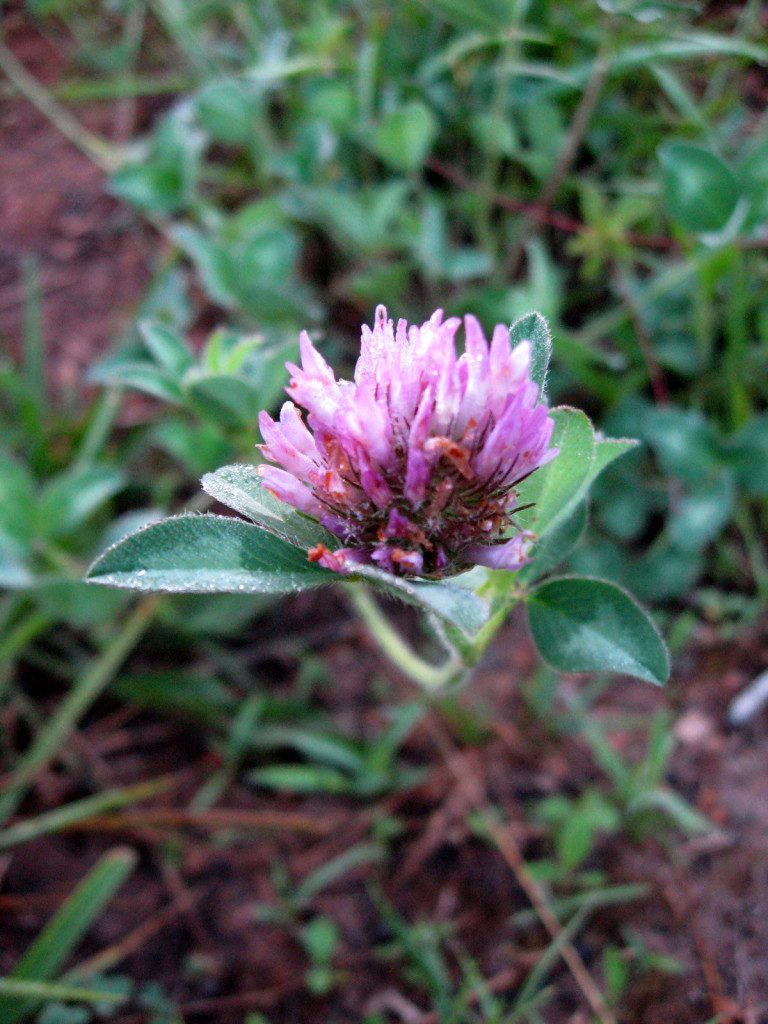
[18, 0, 764, 607]
[1, 0, 767, 1019]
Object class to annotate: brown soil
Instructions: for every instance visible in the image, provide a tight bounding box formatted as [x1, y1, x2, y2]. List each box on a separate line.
[0, 8, 153, 396]
[3, 597, 768, 1024]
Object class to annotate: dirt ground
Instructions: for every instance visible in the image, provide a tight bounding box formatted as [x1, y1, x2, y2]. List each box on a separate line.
[0, 8, 153, 395]
[2, 10, 768, 1024]
[2, 593, 768, 1023]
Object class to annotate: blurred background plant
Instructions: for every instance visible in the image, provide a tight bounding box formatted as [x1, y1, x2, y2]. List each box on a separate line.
[1, 0, 767, 1020]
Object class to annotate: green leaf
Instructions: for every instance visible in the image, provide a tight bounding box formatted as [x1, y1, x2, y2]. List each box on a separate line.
[86, 514, 336, 594]
[603, 946, 630, 1004]
[626, 788, 712, 835]
[556, 809, 597, 871]
[587, 438, 639, 486]
[470, 112, 517, 157]
[301, 916, 340, 964]
[370, 102, 438, 172]
[723, 413, 768, 496]
[659, 143, 740, 234]
[138, 320, 193, 376]
[350, 565, 490, 639]
[0, 848, 136, 1024]
[526, 576, 669, 686]
[249, 764, 353, 795]
[151, 420, 232, 476]
[182, 372, 259, 429]
[294, 843, 385, 907]
[38, 467, 125, 538]
[201, 464, 339, 551]
[87, 357, 184, 403]
[517, 407, 595, 539]
[164, 592, 274, 636]
[34, 580, 129, 627]
[519, 500, 588, 584]
[642, 407, 720, 483]
[559, 34, 768, 90]
[737, 134, 768, 224]
[667, 473, 734, 551]
[169, 224, 235, 308]
[112, 670, 234, 724]
[510, 311, 552, 397]
[0, 779, 168, 851]
[110, 112, 204, 215]
[417, 0, 517, 30]
[0, 457, 36, 546]
[249, 725, 365, 773]
[0, 534, 34, 588]
[195, 78, 258, 144]
[0, 979, 126, 1009]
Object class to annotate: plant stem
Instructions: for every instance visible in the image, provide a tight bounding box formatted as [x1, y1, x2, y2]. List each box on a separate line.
[0, 979, 126, 1007]
[0, 776, 172, 850]
[346, 585, 465, 691]
[0, 609, 52, 704]
[735, 504, 768, 602]
[0, 40, 122, 172]
[0, 597, 158, 825]
[0, 609, 51, 668]
[73, 388, 124, 470]
[507, 40, 610, 276]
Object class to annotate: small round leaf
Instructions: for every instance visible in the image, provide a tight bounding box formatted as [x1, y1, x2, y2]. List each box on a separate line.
[527, 576, 669, 686]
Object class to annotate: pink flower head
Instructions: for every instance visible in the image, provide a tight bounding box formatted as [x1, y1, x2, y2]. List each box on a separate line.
[258, 306, 557, 577]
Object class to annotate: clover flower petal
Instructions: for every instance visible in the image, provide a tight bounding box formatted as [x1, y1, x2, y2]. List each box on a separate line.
[257, 306, 557, 578]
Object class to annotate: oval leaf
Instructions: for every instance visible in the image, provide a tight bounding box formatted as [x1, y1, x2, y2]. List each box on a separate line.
[517, 406, 595, 538]
[518, 499, 588, 584]
[348, 564, 490, 639]
[86, 514, 336, 594]
[370, 102, 438, 172]
[659, 143, 740, 234]
[526, 576, 669, 686]
[510, 311, 552, 397]
[202, 464, 338, 551]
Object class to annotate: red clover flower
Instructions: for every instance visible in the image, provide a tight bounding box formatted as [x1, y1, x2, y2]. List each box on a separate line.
[258, 306, 557, 578]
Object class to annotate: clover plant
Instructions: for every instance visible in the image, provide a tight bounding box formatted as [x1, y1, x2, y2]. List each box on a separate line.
[87, 309, 669, 690]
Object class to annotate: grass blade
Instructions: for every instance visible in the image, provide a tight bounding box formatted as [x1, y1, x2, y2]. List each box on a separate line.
[0, 978, 127, 1007]
[0, 599, 157, 825]
[0, 777, 172, 850]
[0, 847, 137, 1024]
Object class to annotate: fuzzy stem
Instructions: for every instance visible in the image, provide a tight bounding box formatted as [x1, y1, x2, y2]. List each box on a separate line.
[346, 585, 466, 691]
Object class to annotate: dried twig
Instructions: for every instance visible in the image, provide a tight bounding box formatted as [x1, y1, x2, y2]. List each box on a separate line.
[612, 268, 670, 405]
[427, 158, 674, 251]
[58, 807, 341, 836]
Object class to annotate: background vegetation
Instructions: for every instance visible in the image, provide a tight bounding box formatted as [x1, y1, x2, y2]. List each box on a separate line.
[1, 0, 767, 1021]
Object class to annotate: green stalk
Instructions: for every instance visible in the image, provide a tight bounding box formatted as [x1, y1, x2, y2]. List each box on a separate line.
[0, 609, 52, 704]
[724, 247, 751, 428]
[346, 586, 465, 692]
[22, 256, 44, 416]
[0, 610, 51, 668]
[735, 504, 768, 603]
[72, 388, 123, 470]
[0, 848, 136, 1023]
[0, 978, 126, 1007]
[0, 598, 158, 825]
[0, 40, 121, 172]
[0, 776, 172, 850]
